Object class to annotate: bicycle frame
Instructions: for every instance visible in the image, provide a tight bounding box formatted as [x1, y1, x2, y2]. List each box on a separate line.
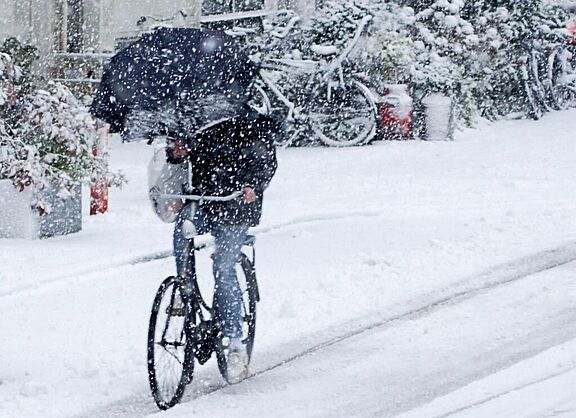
[254, 15, 376, 145]
[159, 185, 256, 363]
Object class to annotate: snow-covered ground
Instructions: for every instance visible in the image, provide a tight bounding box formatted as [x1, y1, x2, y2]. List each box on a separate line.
[0, 110, 575, 417]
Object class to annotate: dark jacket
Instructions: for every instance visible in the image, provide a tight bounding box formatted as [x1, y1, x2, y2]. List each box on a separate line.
[170, 112, 278, 227]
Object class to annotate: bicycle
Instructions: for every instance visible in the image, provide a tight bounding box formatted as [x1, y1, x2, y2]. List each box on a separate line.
[517, 40, 576, 120]
[249, 15, 378, 147]
[147, 190, 259, 410]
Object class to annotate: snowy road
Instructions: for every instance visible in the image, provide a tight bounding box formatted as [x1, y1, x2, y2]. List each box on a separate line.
[1, 111, 575, 417]
[159, 260, 576, 418]
[4, 238, 576, 418]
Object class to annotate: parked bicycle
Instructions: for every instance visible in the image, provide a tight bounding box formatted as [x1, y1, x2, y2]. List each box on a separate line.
[517, 40, 576, 119]
[250, 15, 378, 147]
[147, 188, 259, 410]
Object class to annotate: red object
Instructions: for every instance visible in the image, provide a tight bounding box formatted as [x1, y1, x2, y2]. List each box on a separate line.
[90, 125, 109, 215]
[377, 96, 413, 140]
[90, 181, 109, 215]
[567, 21, 576, 45]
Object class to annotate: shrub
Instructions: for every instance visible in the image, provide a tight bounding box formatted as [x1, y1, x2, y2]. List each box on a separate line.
[0, 49, 123, 214]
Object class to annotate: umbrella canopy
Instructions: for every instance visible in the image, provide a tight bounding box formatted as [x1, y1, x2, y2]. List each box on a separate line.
[90, 27, 258, 140]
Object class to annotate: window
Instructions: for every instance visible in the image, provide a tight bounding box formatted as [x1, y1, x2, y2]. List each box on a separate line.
[202, 0, 265, 16]
[201, 0, 267, 31]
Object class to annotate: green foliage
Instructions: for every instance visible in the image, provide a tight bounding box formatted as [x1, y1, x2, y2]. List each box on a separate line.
[1, 38, 39, 95]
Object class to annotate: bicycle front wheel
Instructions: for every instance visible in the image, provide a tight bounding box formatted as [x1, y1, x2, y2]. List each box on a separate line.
[309, 80, 377, 147]
[147, 277, 194, 410]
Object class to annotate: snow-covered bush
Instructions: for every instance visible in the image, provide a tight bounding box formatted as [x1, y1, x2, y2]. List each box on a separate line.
[308, 0, 373, 52]
[394, 0, 575, 122]
[408, 0, 481, 125]
[0, 50, 123, 214]
[248, 0, 575, 136]
[3, 82, 123, 213]
[359, 3, 416, 87]
[463, 7, 514, 119]
[467, 0, 573, 119]
[0, 52, 20, 105]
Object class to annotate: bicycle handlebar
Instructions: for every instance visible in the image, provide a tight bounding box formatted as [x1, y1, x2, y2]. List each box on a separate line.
[136, 10, 187, 27]
[153, 190, 243, 202]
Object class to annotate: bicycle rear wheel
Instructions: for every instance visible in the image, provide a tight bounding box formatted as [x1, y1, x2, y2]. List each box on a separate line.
[309, 80, 377, 147]
[215, 254, 258, 383]
[147, 277, 194, 410]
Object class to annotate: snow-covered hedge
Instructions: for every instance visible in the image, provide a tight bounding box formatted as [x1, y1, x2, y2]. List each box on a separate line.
[251, 0, 576, 128]
[400, 0, 575, 122]
[0, 50, 123, 214]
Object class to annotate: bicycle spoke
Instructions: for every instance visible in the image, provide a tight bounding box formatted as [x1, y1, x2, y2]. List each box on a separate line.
[157, 344, 185, 365]
[308, 81, 376, 146]
[148, 278, 192, 409]
[161, 286, 179, 340]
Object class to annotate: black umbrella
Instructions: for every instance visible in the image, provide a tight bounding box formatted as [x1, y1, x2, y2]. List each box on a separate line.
[90, 27, 258, 140]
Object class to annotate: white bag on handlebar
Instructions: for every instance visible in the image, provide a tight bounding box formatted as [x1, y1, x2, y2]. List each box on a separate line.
[147, 146, 186, 223]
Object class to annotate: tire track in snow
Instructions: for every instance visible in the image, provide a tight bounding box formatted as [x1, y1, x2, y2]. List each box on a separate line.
[433, 364, 576, 418]
[0, 209, 387, 300]
[75, 243, 576, 418]
[2, 198, 573, 300]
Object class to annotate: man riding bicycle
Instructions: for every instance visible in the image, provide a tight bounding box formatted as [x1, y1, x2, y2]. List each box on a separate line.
[166, 99, 278, 383]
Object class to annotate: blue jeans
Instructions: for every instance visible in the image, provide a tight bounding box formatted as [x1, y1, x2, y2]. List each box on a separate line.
[173, 203, 248, 338]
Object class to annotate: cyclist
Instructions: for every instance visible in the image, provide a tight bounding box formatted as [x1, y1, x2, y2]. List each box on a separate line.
[167, 100, 278, 383]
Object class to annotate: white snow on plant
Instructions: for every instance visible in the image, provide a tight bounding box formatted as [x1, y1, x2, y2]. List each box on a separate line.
[251, 0, 575, 129]
[310, 44, 339, 56]
[444, 15, 460, 28]
[1, 80, 124, 213]
[383, 84, 413, 119]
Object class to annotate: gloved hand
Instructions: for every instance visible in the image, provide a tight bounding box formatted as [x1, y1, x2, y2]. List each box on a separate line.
[166, 139, 189, 164]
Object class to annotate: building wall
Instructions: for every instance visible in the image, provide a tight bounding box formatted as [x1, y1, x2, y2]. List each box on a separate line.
[0, 0, 56, 70]
[1, 0, 314, 53]
[0, 0, 313, 79]
[0, 1, 22, 41]
[0, 0, 54, 51]
[99, 0, 198, 52]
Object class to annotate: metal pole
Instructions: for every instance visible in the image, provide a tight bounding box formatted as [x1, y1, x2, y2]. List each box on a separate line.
[28, 0, 33, 40]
